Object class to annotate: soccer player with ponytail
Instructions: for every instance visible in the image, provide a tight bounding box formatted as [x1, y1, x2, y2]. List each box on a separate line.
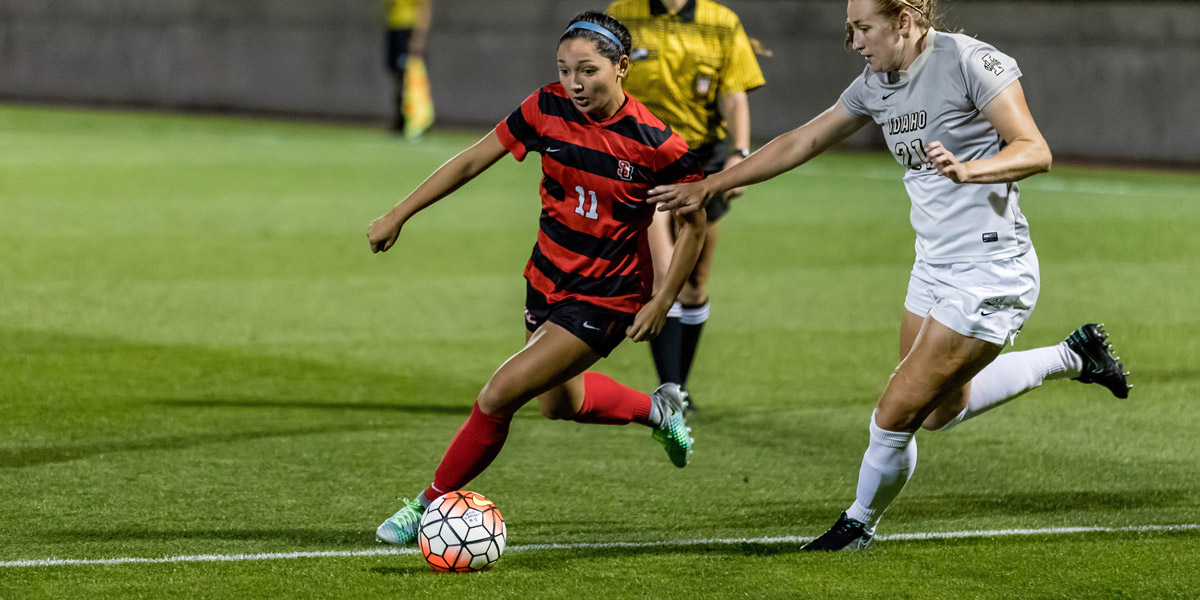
[649, 0, 1131, 551]
[367, 11, 705, 546]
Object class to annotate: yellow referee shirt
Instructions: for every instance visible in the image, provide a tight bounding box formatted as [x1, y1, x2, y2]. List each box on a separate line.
[387, 0, 420, 30]
[608, 0, 765, 148]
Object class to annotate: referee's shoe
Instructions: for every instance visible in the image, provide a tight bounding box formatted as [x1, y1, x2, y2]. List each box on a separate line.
[1065, 323, 1131, 399]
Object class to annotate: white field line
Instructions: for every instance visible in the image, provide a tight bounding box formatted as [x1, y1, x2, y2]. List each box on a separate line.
[2, 523, 1196, 569]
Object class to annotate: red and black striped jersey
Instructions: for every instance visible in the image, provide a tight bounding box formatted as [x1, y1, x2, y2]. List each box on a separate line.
[495, 83, 702, 314]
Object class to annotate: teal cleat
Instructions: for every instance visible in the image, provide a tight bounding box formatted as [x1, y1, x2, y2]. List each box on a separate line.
[375, 498, 424, 545]
[650, 383, 693, 468]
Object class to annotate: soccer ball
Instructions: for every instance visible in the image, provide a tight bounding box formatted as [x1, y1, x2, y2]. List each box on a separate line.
[417, 490, 506, 572]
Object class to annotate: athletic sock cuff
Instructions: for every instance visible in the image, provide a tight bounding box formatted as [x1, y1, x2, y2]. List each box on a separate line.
[678, 301, 710, 325]
[666, 302, 684, 319]
[844, 502, 877, 534]
[935, 406, 968, 432]
[1053, 341, 1084, 379]
[422, 484, 446, 505]
[869, 410, 914, 448]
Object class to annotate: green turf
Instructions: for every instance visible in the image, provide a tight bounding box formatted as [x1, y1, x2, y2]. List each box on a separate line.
[1, 105, 1198, 599]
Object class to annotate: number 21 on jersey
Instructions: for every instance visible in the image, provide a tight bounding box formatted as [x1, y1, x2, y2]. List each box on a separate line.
[896, 138, 930, 170]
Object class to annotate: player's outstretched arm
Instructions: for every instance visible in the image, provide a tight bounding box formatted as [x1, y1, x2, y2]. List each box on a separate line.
[926, 81, 1051, 184]
[627, 206, 707, 342]
[368, 129, 508, 253]
[647, 103, 868, 214]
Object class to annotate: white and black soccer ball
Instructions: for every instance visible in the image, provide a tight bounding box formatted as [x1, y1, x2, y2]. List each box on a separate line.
[417, 490, 506, 572]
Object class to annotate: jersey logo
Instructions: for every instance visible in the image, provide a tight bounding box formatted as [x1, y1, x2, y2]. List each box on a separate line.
[982, 53, 1004, 76]
[617, 159, 634, 181]
[630, 47, 650, 62]
[694, 74, 713, 96]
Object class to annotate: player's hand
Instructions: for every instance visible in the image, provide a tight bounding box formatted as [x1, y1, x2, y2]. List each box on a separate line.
[626, 299, 669, 342]
[647, 180, 714, 216]
[927, 141, 971, 183]
[722, 155, 747, 200]
[367, 214, 404, 253]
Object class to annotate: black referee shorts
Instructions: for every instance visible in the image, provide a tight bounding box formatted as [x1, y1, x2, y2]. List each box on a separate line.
[385, 29, 413, 73]
[692, 141, 732, 222]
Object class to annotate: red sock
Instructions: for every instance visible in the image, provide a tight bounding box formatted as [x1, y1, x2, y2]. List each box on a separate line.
[427, 403, 512, 499]
[573, 372, 652, 426]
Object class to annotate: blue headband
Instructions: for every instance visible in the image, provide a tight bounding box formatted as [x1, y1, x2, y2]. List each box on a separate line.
[565, 21, 624, 53]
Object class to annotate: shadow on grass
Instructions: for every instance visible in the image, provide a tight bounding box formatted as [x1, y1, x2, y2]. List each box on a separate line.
[369, 565, 437, 576]
[1, 329, 478, 469]
[0, 421, 405, 469]
[898, 488, 1190, 517]
[154, 398, 471, 414]
[44, 527, 376, 546]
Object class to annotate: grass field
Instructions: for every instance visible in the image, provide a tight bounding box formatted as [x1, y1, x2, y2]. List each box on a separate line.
[1, 105, 1198, 599]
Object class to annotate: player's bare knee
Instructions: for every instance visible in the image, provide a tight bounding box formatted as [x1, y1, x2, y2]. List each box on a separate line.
[919, 417, 945, 432]
[539, 402, 574, 420]
[539, 386, 582, 420]
[476, 378, 523, 415]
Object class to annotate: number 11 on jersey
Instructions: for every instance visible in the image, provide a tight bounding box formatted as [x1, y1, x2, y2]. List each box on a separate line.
[574, 186, 599, 220]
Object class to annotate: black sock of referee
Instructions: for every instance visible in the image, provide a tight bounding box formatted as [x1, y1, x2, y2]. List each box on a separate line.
[650, 303, 684, 386]
[677, 300, 710, 392]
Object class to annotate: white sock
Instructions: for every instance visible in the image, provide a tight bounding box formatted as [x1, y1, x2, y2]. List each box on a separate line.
[938, 342, 1083, 431]
[666, 301, 684, 319]
[647, 397, 664, 428]
[844, 411, 917, 535]
[678, 301, 710, 325]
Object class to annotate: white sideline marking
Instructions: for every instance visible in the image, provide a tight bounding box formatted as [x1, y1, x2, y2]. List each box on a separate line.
[2, 523, 1196, 568]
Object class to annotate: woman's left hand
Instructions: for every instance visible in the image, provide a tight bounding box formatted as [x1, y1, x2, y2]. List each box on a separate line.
[927, 140, 971, 183]
[627, 299, 669, 342]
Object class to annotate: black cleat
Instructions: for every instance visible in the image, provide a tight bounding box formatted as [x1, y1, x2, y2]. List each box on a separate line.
[1065, 323, 1131, 399]
[801, 513, 873, 552]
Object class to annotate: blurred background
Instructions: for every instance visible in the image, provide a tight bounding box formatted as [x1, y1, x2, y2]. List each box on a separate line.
[2, 0, 1198, 164]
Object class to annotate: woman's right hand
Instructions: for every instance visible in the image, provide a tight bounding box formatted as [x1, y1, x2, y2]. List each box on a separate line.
[367, 214, 404, 253]
[647, 179, 715, 216]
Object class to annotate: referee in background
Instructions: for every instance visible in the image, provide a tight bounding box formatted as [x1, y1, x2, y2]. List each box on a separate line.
[607, 0, 765, 412]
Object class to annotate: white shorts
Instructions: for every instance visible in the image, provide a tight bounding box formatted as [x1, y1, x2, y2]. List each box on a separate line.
[904, 248, 1040, 346]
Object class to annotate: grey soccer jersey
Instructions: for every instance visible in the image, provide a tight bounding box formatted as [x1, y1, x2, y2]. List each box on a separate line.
[840, 30, 1032, 264]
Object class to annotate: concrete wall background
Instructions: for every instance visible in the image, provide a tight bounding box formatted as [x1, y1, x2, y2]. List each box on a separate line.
[2, 1, 1198, 162]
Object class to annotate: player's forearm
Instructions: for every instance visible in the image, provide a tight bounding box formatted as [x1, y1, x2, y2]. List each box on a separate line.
[706, 106, 857, 194]
[650, 210, 706, 306]
[416, 0, 432, 31]
[719, 91, 751, 152]
[961, 138, 1052, 184]
[384, 134, 504, 223]
[705, 127, 812, 193]
[410, 0, 432, 52]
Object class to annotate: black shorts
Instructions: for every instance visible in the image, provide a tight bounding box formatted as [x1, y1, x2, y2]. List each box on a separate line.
[524, 283, 635, 357]
[385, 29, 413, 73]
[692, 141, 732, 222]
